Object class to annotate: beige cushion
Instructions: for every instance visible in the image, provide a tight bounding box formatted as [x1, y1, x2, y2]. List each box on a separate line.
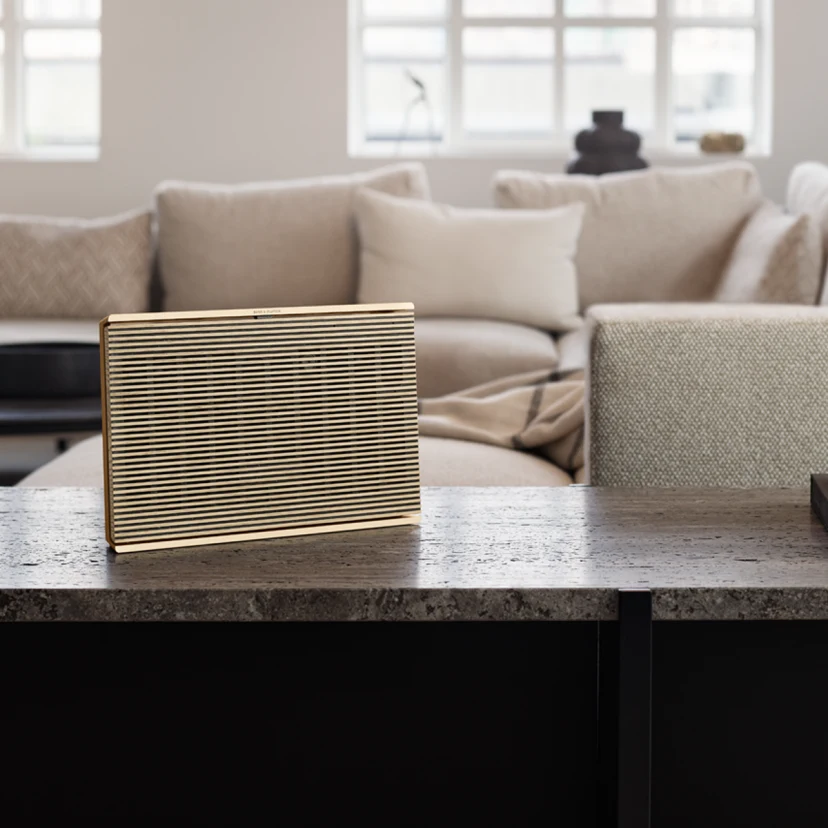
[157, 163, 430, 312]
[556, 325, 591, 374]
[19, 433, 573, 489]
[18, 435, 105, 487]
[716, 201, 822, 305]
[356, 187, 585, 332]
[494, 162, 762, 311]
[787, 162, 828, 304]
[419, 436, 573, 486]
[0, 318, 100, 345]
[587, 303, 828, 488]
[788, 162, 828, 243]
[415, 318, 559, 399]
[0, 209, 153, 319]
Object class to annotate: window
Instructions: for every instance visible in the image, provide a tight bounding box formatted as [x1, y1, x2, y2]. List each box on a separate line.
[0, 0, 101, 157]
[349, 0, 771, 155]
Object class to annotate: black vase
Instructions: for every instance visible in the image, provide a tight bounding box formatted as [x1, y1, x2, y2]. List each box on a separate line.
[567, 111, 649, 176]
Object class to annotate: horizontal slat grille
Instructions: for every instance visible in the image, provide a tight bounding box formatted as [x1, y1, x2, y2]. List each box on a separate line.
[103, 308, 421, 550]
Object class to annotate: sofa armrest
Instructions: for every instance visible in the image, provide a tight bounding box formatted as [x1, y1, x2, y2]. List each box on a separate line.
[586, 303, 828, 488]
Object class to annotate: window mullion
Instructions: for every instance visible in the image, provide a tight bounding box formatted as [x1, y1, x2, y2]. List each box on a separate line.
[753, 1, 770, 150]
[654, 0, 672, 149]
[348, 1, 364, 155]
[554, 12, 564, 138]
[447, 0, 463, 150]
[3, 0, 20, 153]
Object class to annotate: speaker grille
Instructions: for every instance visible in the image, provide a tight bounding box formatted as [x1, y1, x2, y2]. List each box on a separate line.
[101, 305, 421, 553]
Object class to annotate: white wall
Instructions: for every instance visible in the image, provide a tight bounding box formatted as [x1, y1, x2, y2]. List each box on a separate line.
[0, 0, 824, 217]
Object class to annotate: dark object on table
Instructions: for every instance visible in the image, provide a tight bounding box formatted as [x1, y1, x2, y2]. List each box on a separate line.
[810, 475, 828, 530]
[0, 342, 100, 399]
[567, 110, 649, 176]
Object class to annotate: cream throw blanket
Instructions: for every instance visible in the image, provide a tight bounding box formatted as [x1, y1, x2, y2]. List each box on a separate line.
[418, 369, 586, 479]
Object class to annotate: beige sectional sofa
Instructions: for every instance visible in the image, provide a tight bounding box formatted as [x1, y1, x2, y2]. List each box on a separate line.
[6, 160, 828, 489]
[21, 301, 828, 490]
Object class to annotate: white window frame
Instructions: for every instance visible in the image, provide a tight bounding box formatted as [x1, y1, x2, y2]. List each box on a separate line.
[348, 0, 772, 158]
[0, 0, 101, 160]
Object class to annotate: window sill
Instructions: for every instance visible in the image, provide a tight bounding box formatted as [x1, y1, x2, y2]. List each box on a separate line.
[349, 142, 771, 163]
[0, 146, 100, 163]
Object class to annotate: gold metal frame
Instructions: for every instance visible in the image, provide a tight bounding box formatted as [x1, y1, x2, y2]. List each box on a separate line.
[100, 304, 421, 554]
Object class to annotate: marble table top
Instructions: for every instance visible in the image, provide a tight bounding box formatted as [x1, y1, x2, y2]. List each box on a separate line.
[1, 487, 828, 622]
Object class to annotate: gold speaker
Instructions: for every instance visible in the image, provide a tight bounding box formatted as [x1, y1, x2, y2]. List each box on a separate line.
[100, 304, 421, 553]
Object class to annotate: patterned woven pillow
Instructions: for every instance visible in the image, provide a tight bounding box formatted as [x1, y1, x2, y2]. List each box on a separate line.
[716, 201, 823, 305]
[0, 209, 153, 319]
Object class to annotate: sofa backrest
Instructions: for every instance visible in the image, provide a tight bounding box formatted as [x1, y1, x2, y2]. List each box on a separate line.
[787, 162, 828, 304]
[155, 163, 431, 313]
[494, 163, 763, 313]
[587, 303, 828, 488]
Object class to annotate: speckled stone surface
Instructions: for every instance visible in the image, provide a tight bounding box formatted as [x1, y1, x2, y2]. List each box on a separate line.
[1, 487, 828, 622]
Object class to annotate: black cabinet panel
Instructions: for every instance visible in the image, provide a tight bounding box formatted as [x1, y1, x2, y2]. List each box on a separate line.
[653, 622, 828, 828]
[2, 623, 599, 826]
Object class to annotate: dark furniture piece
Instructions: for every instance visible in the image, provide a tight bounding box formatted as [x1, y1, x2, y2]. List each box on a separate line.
[0, 397, 102, 438]
[0, 342, 100, 399]
[2, 486, 827, 826]
[0, 343, 101, 481]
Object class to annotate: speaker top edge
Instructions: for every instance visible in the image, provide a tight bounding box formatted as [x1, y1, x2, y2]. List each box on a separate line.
[100, 303, 415, 328]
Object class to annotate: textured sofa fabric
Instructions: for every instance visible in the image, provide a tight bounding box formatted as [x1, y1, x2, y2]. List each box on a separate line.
[0, 209, 153, 319]
[494, 162, 762, 311]
[19, 434, 573, 488]
[419, 437, 573, 486]
[415, 318, 559, 399]
[587, 303, 828, 488]
[156, 163, 430, 312]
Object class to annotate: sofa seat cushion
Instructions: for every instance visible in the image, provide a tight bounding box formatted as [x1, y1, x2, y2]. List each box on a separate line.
[156, 163, 430, 312]
[494, 162, 762, 311]
[420, 437, 573, 486]
[415, 318, 559, 399]
[19, 435, 105, 488]
[0, 319, 100, 346]
[19, 435, 573, 489]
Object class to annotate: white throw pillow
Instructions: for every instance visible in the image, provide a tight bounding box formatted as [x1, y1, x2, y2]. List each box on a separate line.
[494, 162, 762, 311]
[355, 188, 585, 332]
[787, 162, 828, 305]
[156, 163, 431, 312]
[716, 201, 822, 305]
